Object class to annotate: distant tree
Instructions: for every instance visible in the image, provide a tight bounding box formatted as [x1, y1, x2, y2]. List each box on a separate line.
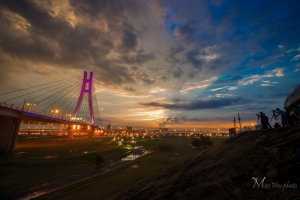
[158, 143, 173, 151]
[191, 138, 202, 149]
[200, 135, 213, 148]
[95, 154, 105, 167]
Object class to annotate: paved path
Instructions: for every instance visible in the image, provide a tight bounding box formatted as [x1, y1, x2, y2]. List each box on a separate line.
[1, 148, 151, 200]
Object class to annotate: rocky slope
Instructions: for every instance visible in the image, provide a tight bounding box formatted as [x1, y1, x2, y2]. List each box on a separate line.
[108, 126, 300, 200]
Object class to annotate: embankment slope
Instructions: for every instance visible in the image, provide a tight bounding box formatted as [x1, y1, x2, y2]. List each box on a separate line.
[108, 126, 300, 200]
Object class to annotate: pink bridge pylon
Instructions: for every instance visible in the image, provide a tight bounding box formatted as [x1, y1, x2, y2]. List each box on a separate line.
[72, 71, 94, 124]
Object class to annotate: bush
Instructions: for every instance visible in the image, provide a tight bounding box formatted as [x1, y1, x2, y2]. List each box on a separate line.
[200, 135, 213, 148]
[158, 143, 173, 151]
[95, 154, 105, 167]
[191, 138, 202, 149]
[191, 136, 213, 149]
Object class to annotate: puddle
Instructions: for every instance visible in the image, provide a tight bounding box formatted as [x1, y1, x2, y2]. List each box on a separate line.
[122, 147, 151, 161]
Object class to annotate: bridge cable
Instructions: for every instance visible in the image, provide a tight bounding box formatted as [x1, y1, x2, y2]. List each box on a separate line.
[16, 79, 80, 106]
[59, 84, 81, 119]
[33, 81, 81, 112]
[0, 76, 81, 96]
[58, 83, 82, 109]
[93, 85, 101, 126]
[36, 83, 80, 111]
[64, 90, 80, 116]
[39, 82, 82, 112]
[63, 84, 82, 116]
[4, 77, 80, 102]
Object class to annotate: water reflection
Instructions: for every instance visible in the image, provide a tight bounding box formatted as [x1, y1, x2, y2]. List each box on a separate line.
[122, 146, 151, 161]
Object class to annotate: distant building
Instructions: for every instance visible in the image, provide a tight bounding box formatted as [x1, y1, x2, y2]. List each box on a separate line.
[228, 128, 236, 136]
[159, 128, 168, 131]
[126, 126, 132, 130]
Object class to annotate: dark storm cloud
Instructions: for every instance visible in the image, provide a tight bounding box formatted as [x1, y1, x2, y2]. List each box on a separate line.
[97, 64, 136, 85]
[175, 21, 197, 44]
[166, 45, 185, 64]
[159, 114, 234, 127]
[0, 0, 150, 87]
[160, 116, 185, 125]
[141, 78, 155, 85]
[119, 52, 155, 65]
[124, 87, 136, 92]
[185, 50, 203, 70]
[172, 68, 183, 79]
[139, 97, 243, 110]
[69, 0, 145, 53]
[69, 0, 124, 20]
[0, 0, 68, 37]
[188, 71, 195, 78]
[130, 65, 137, 70]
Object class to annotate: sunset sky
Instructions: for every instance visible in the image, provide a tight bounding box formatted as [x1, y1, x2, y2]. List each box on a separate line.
[0, 0, 300, 129]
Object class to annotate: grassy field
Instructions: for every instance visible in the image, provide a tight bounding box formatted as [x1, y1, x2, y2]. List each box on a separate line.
[33, 136, 227, 200]
[0, 136, 128, 196]
[0, 135, 227, 199]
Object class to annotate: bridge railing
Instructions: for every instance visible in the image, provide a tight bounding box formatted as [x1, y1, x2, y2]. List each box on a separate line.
[0, 104, 97, 127]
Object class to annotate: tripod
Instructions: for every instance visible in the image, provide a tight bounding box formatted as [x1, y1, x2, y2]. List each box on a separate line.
[270, 110, 281, 127]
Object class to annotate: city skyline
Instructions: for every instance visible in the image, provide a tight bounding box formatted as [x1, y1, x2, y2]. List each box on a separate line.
[0, 0, 300, 129]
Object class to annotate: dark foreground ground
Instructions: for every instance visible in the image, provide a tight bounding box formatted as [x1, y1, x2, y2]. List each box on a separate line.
[108, 126, 300, 200]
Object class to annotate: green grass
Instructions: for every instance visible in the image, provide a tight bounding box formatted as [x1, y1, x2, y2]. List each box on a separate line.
[33, 137, 227, 200]
[0, 136, 227, 199]
[0, 136, 126, 196]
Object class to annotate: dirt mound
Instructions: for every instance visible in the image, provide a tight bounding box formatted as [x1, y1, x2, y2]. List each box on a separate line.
[108, 126, 300, 200]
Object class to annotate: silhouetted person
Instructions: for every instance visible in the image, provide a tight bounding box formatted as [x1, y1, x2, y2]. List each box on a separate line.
[275, 108, 287, 127]
[257, 112, 267, 129]
[264, 113, 272, 129]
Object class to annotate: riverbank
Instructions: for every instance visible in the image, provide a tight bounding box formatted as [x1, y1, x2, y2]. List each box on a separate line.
[108, 126, 300, 200]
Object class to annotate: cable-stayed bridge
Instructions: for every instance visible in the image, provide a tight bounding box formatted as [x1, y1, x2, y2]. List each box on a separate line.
[0, 71, 101, 152]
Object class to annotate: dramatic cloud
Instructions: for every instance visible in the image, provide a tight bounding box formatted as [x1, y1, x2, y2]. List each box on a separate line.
[1, 0, 299, 128]
[139, 97, 243, 110]
[174, 21, 197, 44]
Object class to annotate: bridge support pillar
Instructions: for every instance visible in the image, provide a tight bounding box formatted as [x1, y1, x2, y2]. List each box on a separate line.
[0, 116, 21, 152]
[67, 125, 73, 139]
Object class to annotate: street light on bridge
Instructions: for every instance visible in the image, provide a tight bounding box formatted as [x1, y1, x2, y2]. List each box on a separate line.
[51, 109, 59, 117]
[66, 114, 72, 120]
[26, 102, 36, 112]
